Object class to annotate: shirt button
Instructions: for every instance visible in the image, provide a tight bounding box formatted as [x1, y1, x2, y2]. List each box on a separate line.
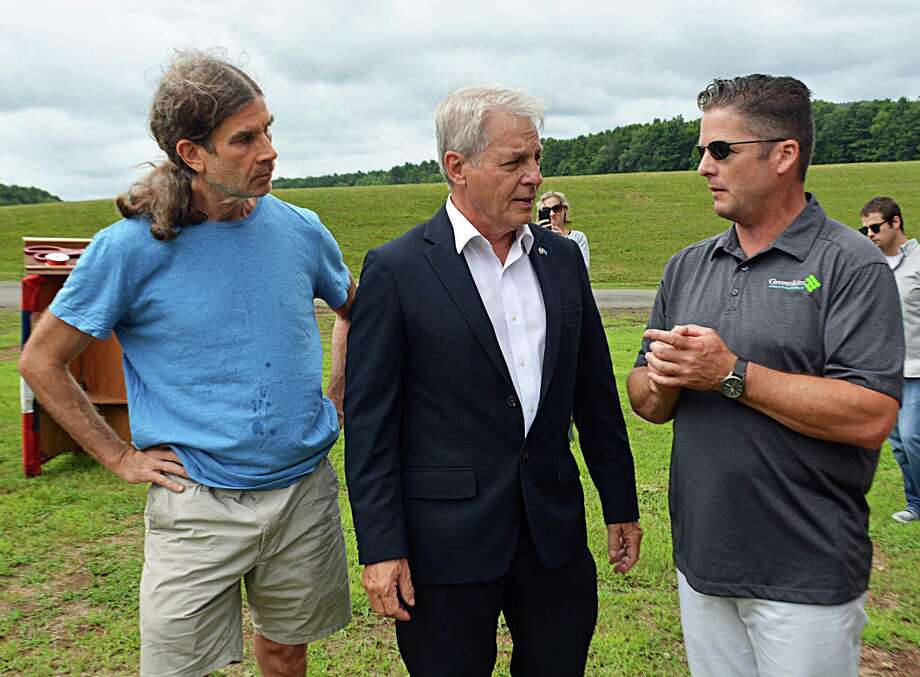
[731, 288, 740, 296]
[741, 266, 749, 271]
[507, 395, 518, 407]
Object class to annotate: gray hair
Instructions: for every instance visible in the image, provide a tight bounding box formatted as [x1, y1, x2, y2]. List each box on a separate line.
[435, 85, 544, 184]
[697, 74, 814, 182]
[116, 49, 263, 240]
[540, 190, 571, 223]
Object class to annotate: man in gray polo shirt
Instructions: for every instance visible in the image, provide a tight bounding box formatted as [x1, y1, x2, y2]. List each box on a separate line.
[628, 75, 903, 676]
[861, 196, 920, 523]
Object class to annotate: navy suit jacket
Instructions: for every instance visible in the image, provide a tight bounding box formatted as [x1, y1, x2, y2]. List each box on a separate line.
[344, 205, 639, 585]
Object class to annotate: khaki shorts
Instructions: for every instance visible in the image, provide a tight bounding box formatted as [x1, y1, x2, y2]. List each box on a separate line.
[139, 457, 351, 677]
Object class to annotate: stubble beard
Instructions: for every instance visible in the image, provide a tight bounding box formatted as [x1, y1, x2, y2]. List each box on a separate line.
[206, 173, 265, 201]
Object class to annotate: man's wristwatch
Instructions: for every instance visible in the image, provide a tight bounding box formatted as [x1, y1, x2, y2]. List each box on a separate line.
[720, 358, 748, 399]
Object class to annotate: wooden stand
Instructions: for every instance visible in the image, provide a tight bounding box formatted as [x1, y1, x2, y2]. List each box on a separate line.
[21, 237, 130, 476]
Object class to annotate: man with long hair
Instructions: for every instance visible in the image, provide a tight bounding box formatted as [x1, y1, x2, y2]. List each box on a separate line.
[20, 50, 354, 676]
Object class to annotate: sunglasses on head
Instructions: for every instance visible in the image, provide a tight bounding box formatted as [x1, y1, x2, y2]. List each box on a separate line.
[695, 138, 786, 161]
[859, 220, 890, 236]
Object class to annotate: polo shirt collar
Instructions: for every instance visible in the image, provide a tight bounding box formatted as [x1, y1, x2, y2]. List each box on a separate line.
[712, 227, 743, 260]
[712, 193, 824, 263]
[446, 196, 534, 255]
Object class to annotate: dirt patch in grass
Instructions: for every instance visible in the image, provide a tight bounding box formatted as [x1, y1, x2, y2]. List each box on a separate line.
[98, 522, 145, 551]
[45, 599, 93, 647]
[323, 611, 398, 648]
[56, 568, 94, 592]
[873, 548, 889, 572]
[0, 580, 40, 619]
[861, 645, 920, 676]
[0, 596, 23, 618]
[869, 590, 900, 611]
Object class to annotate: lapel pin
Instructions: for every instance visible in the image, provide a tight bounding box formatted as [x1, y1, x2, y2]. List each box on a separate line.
[537, 246, 548, 256]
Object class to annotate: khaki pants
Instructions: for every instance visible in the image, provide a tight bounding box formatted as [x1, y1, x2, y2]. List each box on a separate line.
[140, 458, 351, 677]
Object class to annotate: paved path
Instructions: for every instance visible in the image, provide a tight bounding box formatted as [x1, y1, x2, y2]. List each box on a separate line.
[592, 288, 656, 310]
[0, 281, 656, 311]
[0, 282, 18, 309]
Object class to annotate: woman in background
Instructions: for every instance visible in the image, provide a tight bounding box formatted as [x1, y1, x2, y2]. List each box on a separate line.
[539, 190, 590, 270]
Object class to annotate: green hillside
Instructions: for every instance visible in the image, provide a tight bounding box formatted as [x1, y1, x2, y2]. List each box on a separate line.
[3, 161, 920, 285]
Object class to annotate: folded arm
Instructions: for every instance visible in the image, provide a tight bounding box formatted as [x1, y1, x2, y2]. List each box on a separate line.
[627, 365, 682, 424]
[643, 324, 898, 448]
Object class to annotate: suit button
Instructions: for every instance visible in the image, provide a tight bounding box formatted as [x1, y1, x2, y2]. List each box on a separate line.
[506, 395, 518, 407]
[521, 450, 529, 462]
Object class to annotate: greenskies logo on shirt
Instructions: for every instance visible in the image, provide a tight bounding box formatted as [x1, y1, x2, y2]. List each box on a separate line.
[767, 274, 822, 293]
[804, 275, 822, 293]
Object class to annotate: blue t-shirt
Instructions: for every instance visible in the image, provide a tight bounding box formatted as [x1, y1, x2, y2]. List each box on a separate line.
[51, 195, 351, 490]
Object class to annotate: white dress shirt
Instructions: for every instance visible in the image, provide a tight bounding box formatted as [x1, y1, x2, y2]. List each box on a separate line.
[446, 197, 546, 435]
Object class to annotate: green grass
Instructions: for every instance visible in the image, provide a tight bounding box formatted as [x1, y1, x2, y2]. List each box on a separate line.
[0, 308, 917, 675]
[4, 161, 920, 286]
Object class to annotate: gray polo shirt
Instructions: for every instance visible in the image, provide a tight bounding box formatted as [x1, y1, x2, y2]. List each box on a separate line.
[636, 194, 903, 605]
[890, 238, 920, 377]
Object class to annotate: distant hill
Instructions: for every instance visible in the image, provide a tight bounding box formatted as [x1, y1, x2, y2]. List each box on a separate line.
[3, 160, 919, 285]
[0, 183, 61, 206]
[276, 97, 920, 188]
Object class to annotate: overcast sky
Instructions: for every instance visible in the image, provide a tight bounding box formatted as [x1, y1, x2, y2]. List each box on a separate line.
[4, 0, 920, 201]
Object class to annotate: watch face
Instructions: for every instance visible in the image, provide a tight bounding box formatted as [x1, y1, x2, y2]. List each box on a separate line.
[721, 375, 744, 399]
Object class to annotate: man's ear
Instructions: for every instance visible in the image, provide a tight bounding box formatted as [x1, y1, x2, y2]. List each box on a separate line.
[443, 151, 467, 187]
[175, 139, 206, 174]
[892, 215, 903, 231]
[774, 139, 800, 178]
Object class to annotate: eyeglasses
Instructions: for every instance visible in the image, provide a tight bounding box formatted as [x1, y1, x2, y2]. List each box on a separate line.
[859, 220, 890, 236]
[695, 138, 787, 161]
[542, 203, 565, 213]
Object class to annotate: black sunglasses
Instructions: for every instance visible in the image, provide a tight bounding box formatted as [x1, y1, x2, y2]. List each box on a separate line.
[859, 220, 890, 236]
[695, 138, 787, 161]
[542, 203, 565, 213]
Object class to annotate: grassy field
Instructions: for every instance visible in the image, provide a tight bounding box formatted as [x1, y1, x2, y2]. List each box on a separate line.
[0, 308, 918, 675]
[3, 161, 920, 286]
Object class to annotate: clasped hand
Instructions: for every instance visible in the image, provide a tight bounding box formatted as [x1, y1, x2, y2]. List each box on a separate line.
[643, 324, 736, 392]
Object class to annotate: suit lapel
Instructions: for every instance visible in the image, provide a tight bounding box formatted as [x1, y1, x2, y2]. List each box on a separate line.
[529, 228, 561, 407]
[423, 208, 514, 387]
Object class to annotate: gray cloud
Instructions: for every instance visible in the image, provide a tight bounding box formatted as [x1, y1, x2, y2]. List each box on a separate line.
[4, 0, 920, 199]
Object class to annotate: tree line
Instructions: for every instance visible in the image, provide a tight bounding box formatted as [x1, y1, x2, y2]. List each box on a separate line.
[0, 183, 61, 206]
[273, 160, 443, 189]
[275, 97, 920, 188]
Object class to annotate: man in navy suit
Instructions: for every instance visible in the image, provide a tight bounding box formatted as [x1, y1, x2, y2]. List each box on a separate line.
[344, 85, 642, 677]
